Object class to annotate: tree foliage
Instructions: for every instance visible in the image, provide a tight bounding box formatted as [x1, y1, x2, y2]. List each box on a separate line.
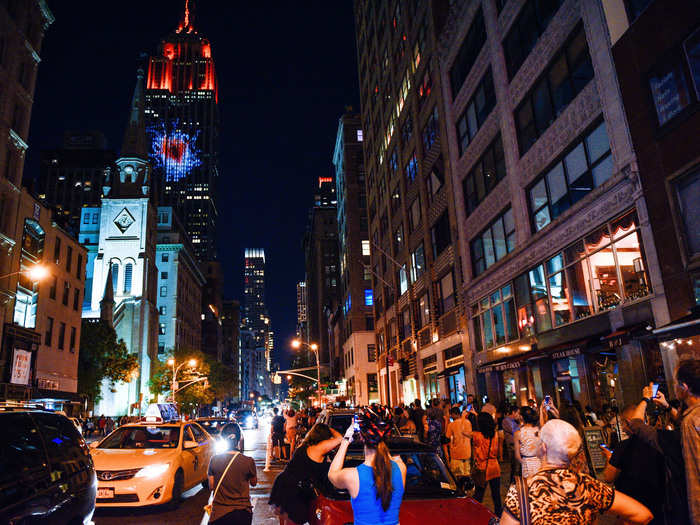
[78, 319, 139, 402]
[150, 347, 236, 415]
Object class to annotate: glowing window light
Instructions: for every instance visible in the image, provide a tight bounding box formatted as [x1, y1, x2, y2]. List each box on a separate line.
[148, 120, 202, 182]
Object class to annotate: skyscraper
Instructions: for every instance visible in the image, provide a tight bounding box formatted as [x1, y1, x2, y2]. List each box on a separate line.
[243, 249, 268, 348]
[144, 0, 219, 261]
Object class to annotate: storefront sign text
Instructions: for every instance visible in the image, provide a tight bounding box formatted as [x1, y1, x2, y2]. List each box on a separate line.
[551, 347, 581, 360]
[478, 360, 522, 374]
[10, 348, 32, 385]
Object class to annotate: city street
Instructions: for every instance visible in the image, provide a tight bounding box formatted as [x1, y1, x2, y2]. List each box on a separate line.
[94, 427, 280, 525]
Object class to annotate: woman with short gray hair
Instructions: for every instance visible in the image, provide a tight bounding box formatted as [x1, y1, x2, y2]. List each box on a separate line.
[499, 419, 653, 525]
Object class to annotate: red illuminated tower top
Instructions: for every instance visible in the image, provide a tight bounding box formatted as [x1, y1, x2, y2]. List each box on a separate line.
[146, 0, 217, 101]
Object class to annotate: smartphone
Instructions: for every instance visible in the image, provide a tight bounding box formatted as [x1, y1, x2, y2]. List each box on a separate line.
[353, 414, 360, 432]
[652, 383, 660, 398]
[544, 395, 551, 405]
[466, 403, 473, 412]
[599, 443, 612, 453]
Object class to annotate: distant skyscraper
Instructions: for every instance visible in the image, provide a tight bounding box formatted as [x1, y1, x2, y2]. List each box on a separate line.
[243, 249, 267, 347]
[144, 0, 219, 261]
[296, 281, 307, 338]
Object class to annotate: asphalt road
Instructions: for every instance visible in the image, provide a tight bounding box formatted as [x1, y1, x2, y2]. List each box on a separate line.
[93, 426, 283, 525]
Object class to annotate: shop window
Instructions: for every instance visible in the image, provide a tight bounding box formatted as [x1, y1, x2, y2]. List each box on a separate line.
[462, 135, 507, 216]
[456, 68, 496, 156]
[515, 25, 593, 155]
[528, 121, 612, 232]
[503, 0, 563, 79]
[472, 284, 518, 351]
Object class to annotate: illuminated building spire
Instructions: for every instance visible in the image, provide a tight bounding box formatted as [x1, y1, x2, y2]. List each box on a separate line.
[121, 67, 148, 160]
[176, 0, 196, 34]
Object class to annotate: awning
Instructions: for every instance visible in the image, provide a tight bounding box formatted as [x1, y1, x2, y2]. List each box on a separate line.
[437, 364, 464, 378]
[652, 311, 700, 341]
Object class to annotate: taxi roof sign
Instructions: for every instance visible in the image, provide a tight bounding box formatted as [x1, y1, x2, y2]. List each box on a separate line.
[144, 403, 179, 422]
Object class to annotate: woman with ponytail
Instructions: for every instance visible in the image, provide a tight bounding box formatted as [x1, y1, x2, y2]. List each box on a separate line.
[328, 406, 406, 525]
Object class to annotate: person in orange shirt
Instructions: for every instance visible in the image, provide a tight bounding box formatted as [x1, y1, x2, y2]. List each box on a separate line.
[472, 411, 503, 516]
[446, 407, 472, 481]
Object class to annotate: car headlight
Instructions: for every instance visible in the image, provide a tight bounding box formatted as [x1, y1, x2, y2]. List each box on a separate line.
[215, 439, 229, 454]
[135, 463, 170, 479]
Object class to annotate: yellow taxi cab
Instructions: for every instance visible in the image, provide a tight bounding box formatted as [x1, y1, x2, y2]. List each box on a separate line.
[90, 418, 214, 507]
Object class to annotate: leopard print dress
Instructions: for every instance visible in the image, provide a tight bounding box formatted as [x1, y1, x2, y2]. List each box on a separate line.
[504, 467, 614, 524]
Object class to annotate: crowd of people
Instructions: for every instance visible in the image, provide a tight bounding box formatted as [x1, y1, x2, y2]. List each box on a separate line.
[201, 358, 699, 525]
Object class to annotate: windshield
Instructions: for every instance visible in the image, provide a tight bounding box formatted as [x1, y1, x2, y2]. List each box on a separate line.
[237, 410, 253, 418]
[98, 426, 180, 449]
[328, 451, 457, 499]
[328, 414, 353, 435]
[197, 420, 228, 435]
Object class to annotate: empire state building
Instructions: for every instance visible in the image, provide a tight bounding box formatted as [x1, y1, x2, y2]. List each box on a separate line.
[144, 0, 219, 261]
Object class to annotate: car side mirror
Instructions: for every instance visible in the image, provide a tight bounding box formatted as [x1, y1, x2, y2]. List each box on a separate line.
[184, 440, 198, 449]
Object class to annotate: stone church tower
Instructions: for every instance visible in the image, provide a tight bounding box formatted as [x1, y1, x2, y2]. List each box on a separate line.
[90, 68, 159, 416]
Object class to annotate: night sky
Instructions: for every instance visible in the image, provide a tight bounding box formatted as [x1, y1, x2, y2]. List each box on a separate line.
[26, 1, 359, 369]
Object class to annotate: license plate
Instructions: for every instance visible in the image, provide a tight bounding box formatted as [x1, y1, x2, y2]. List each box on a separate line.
[97, 487, 114, 499]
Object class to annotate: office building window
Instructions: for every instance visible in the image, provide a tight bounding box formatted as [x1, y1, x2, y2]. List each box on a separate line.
[83, 214, 89, 224]
[69, 327, 76, 353]
[431, 211, 452, 258]
[528, 121, 612, 232]
[471, 207, 516, 276]
[422, 105, 439, 152]
[368, 373, 378, 393]
[53, 237, 61, 264]
[162, 253, 169, 262]
[161, 272, 168, 279]
[73, 288, 80, 311]
[357, 129, 363, 141]
[368, 344, 377, 362]
[471, 284, 518, 351]
[401, 114, 413, 144]
[409, 198, 421, 233]
[624, 0, 653, 23]
[158, 344, 165, 354]
[462, 135, 506, 216]
[366, 316, 374, 330]
[390, 184, 401, 212]
[364, 289, 374, 306]
[159, 305, 166, 315]
[515, 25, 594, 155]
[123, 263, 133, 294]
[159, 323, 166, 335]
[398, 265, 408, 295]
[45, 317, 53, 346]
[49, 276, 57, 300]
[62, 281, 70, 306]
[76, 254, 82, 279]
[417, 293, 430, 328]
[92, 213, 98, 224]
[675, 168, 700, 258]
[393, 223, 404, 254]
[362, 240, 371, 257]
[503, 0, 563, 79]
[411, 243, 426, 281]
[58, 322, 66, 350]
[456, 68, 496, 156]
[160, 286, 167, 297]
[649, 55, 693, 126]
[438, 272, 456, 313]
[450, 8, 486, 97]
[66, 246, 72, 272]
[427, 159, 444, 202]
[405, 152, 417, 182]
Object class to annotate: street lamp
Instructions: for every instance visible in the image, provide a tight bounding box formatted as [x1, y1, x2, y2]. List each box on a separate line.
[0, 263, 50, 281]
[291, 339, 322, 406]
[167, 358, 197, 403]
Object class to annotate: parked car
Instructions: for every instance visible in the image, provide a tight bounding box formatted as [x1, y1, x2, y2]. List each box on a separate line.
[90, 420, 214, 507]
[0, 406, 96, 524]
[235, 409, 258, 429]
[309, 438, 496, 525]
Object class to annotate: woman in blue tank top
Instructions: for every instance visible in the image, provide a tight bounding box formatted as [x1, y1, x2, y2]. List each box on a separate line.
[328, 406, 406, 525]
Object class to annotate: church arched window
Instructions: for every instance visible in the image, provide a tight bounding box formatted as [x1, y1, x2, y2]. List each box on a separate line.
[111, 263, 119, 292]
[123, 263, 133, 294]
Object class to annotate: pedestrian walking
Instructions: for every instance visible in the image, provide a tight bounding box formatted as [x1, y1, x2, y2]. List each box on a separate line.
[284, 409, 299, 458]
[675, 360, 700, 525]
[206, 424, 257, 525]
[446, 406, 472, 482]
[328, 407, 406, 525]
[499, 419, 653, 525]
[410, 399, 425, 442]
[472, 411, 503, 516]
[98, 415, 106, 436]
[502, 405, 521, 483]
[269, 423, 342, 525]
[270, 408, 286, 461]
[514, 406, 541, 480]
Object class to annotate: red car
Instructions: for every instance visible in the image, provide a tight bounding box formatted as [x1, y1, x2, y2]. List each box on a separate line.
[309, 438, 497, 525]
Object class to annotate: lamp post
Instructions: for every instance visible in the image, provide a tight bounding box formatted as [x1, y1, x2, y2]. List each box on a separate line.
[166, 358, 197, 403]
[291, 339, 321, 406]
[0, 263, 50, 281]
